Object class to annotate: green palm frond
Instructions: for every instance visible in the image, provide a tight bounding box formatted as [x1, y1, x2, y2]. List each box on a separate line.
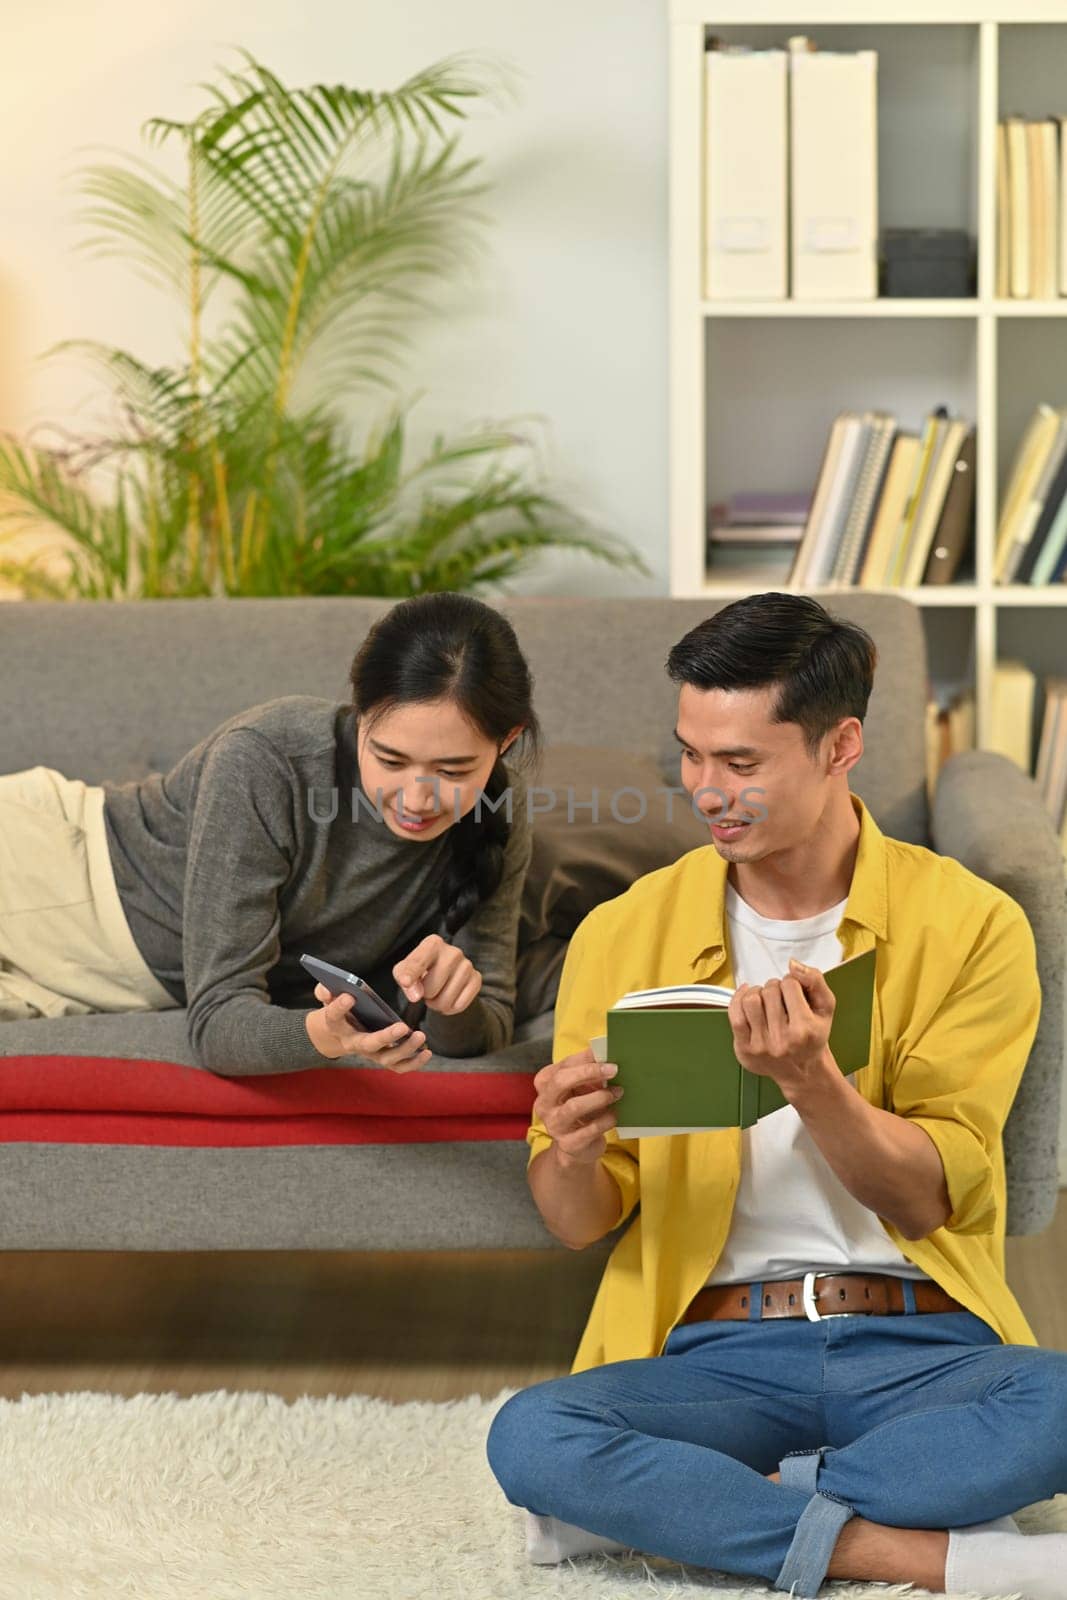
[0, 49, 644, 602]
[0, 437, 129, 595]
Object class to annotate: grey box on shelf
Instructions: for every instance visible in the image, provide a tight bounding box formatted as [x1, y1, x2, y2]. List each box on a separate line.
[881, 228, 976, 298]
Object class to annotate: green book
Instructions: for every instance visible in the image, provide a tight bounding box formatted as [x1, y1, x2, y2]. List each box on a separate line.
[591, 948, 876, 1137]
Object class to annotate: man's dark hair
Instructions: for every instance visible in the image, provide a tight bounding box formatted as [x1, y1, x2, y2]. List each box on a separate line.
[665, 592, 877, 758]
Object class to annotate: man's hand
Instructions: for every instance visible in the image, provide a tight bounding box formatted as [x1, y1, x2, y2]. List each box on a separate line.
[393, 934, 483, 1016]
[727, 958, 836, 1088]
[305, 984, 431, 1072]
[532, 1046, 625, 1169]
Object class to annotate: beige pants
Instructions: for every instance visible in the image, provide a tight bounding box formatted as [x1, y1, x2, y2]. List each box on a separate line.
[0, 766, 179, 1021]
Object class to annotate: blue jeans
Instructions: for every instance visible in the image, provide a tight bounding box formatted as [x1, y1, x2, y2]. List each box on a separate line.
[487, 1289, 1067, 1597]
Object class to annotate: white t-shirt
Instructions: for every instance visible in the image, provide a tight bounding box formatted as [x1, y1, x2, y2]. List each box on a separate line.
[704, 879, 932, 1286]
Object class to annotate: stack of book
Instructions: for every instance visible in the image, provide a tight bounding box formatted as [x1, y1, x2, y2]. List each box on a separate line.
[924, 683, 976, 804]
[704, 36, 877, 301]
[786, 408, 976, 588]
[926, 666, 1067, 858]
[994, 403, 1067, 585]
[706, 492, 810, 579]
[997, 116, 1067, 300]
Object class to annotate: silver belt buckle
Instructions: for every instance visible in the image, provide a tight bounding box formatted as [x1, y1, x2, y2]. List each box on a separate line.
[802, 1270, 855, 1322]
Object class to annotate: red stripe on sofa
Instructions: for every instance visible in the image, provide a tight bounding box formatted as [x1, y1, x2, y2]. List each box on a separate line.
[0, 1111, 528, 1147]
[0, 1056, 536, 1118]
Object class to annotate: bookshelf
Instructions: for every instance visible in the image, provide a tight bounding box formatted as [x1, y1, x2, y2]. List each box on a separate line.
[669, 1, 1067, 772]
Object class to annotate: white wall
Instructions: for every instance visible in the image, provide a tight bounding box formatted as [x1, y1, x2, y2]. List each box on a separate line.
[0, 0, 669, 595]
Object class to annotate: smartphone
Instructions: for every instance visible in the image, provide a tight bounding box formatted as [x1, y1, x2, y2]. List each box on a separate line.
[299, 954, 411, 1035]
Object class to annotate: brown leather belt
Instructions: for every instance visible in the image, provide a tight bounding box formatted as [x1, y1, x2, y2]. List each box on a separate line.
[681, 1272, 968, 1324]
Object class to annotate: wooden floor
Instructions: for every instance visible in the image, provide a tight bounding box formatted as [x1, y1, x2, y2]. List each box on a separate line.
[0, 1193, 1063, 1404]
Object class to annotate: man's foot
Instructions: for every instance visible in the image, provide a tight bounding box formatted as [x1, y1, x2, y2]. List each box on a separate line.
[524, 1510, 629, 1564]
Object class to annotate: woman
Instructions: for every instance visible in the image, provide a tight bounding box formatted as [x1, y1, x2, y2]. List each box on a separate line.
[0, 593, 540, 1074]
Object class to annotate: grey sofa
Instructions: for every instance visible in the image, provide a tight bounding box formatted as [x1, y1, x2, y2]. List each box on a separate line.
[0, 593, 1063, 1248]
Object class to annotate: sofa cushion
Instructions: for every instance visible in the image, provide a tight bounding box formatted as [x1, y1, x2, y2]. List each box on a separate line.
[519, 743, 711, 946]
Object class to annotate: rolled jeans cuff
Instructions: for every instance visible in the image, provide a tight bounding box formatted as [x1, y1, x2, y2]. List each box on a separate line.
[774, 1446, 855, 1597]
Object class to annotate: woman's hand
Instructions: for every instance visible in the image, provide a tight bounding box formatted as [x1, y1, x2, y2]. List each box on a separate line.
[393, 934, 483, 1016]
[305, 983, 432, 1073]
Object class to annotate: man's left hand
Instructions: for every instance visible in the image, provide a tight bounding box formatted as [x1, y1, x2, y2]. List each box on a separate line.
[393, 934, 483, 1016]
[727, 959, 836, 1087]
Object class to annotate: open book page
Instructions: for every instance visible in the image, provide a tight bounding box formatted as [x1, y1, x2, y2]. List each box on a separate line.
[612, 983, 734, 1010]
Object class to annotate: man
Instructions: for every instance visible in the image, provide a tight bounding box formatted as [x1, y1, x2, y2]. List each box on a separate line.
[487, 592, 1067, 1599]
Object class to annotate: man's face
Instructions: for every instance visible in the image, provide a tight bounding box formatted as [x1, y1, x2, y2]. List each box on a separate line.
[673, 682, 856, 862]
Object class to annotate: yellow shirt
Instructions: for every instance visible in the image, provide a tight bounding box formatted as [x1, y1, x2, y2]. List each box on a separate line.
[526, 792, 1042, 1371]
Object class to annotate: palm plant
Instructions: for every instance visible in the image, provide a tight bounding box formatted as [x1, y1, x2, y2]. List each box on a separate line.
[0, 53, 645, 599]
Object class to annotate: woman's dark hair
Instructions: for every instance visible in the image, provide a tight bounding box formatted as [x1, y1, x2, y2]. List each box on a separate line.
[348, 592, 540, 936]
[665, 592, 877, 757]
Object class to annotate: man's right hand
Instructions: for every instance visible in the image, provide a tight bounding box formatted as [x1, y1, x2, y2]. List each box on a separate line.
[531, 1045, 625, 1166]
[305, 984, 431, 1071]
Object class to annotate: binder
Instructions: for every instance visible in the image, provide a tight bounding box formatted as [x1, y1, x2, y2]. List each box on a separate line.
[922, 429, 977, 585]
[704, 48, 789, 300]
[901, 417, 971, 588]
[790, 49, 878, 301]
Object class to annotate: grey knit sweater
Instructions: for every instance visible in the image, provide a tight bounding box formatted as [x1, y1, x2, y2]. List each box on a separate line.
[102, 697, 531, 1074]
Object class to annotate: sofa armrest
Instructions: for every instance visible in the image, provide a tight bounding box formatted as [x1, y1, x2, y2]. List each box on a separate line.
[931, 750, 1067, 1235]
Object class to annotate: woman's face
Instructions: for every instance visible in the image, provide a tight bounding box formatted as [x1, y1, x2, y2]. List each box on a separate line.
[356, 698, 521, 842]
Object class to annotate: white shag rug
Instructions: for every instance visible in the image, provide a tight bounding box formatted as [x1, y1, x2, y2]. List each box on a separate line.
[0, 1387, 1064, 1600]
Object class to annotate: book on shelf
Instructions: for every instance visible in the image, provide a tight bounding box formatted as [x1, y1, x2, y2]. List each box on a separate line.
[883, 408, 946, 587]
[786, 407, 975, 590]
[704, 45, 788, 300]
[730, 491, 812, 525]
[1035, 678, 1067, 820]
[998, 115, 1067, 301]
[995, 403, 1067, 585]
[989, 660, 1037, 774]
[588, 948, 876, 1137]
[857, 433, 920, 586]
[830, 414, 896, 584]
[1006, 115, 1032, 297]
[1061, 118, 1067, 298]
[924, 681, 976, 803]
[707, 492, 810, 545]
[996, 120, 1011, 298]
[1033, 680, 1067, 855]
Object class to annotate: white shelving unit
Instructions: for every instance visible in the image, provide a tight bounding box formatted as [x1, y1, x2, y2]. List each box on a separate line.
[669, 1, 1067, 755]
